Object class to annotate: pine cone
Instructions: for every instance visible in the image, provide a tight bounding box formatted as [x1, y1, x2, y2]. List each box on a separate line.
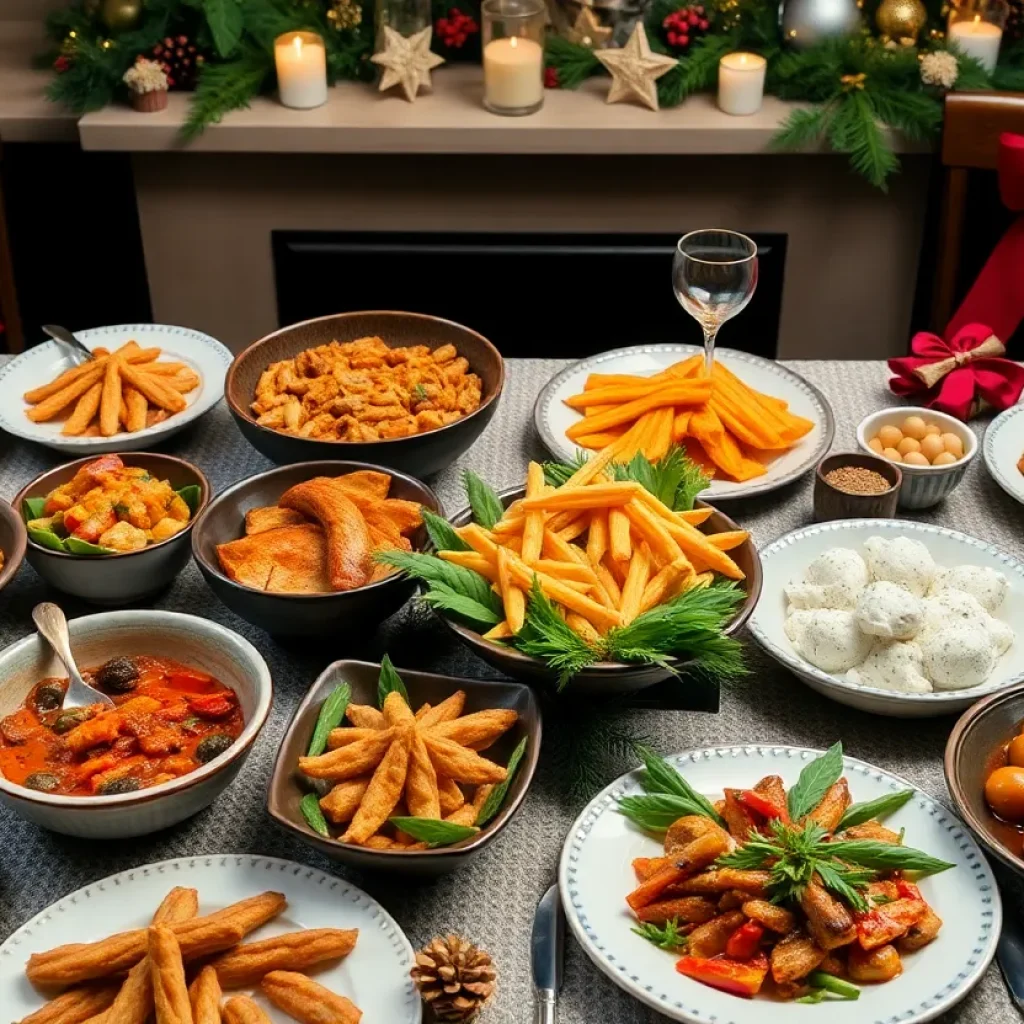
[148, 35, 206, 91]
[411, 935, 497, 1022]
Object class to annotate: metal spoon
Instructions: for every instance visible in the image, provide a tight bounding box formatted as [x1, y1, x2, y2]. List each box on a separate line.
[42, 325, 93, 367]
[32, 603, 114, 710]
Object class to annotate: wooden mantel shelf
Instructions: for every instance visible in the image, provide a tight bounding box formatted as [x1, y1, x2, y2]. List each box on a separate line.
[0, 22, 78, 143]
[78, 65, 927, 155]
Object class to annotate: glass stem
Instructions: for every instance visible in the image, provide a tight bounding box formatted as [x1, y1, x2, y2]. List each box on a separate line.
[702, 326, 719, 376]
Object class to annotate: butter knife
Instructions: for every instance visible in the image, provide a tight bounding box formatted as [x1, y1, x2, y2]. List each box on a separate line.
[532, 885, 565, 1024]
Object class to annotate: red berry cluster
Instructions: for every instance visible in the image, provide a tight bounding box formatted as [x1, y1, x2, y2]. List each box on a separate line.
[662, 5, 710, 49]
[544, 66, 560, 88]
[53, 55, 72, 73]
[435, 8, 480, 48]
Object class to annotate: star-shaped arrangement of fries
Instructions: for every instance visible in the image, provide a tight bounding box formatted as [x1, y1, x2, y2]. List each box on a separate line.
[24, 340, 201, 437]
[296, 661, 525, 850]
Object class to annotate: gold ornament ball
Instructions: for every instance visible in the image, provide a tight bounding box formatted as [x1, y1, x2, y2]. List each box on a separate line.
[875, 0, 927, 40]
[99, 0, 143, 33]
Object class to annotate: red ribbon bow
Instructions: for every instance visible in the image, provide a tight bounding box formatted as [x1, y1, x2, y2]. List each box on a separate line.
[890, 133, 1024, 420]
[889, 324, 1024, 420]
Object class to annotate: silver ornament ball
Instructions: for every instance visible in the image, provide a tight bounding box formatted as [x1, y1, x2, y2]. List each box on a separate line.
[779, 0, 861, 48]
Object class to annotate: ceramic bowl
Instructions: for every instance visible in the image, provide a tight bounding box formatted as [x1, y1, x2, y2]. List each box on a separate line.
[0, 610, 272, 838]
[268, 659, 540, 875]
[226, 312, 504, 478]
[12, 453, 210, 606]
[437, 487, 761, 696]
[748, 518, 1024, 718]
[0, 498, 27, 596]
[945, 684, 1024, 877]
[813, 451, 901, 523]
[856, 406, 977, 510]
[192, 460, 441, 637]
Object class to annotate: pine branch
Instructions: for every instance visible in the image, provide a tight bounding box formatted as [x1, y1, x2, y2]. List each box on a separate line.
[658, 35, 733, 107]
[769, 104, 832, 151]
[182, 44, 272, 139]
[545, 36, 601, 89]
[835, 89, 901, 191]
[866, 86, 942, 142]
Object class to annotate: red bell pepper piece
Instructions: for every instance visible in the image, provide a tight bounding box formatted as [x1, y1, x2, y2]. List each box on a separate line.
[856, 898, 927, 950]
[724, 920, 765, 960]
[737, 789, 787, 822]
[187, 693, 235, 719]
[675, 952, 769, 998]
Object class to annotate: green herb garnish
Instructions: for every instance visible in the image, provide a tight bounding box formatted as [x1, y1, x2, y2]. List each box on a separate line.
[837, 789, 915, 831]
[619, 793, 722, 833]
[22, 497, 47, 520]
[633, 746, 724, 826]
[631, 918, 689, 952]
[422, 508, 471, 553]
[805, 972, 860, 1001]
[307, 683, 351, 757]
[300, 793, 331, 838]
[515, 580, 599, 690]
[28, 527, 68, 553]
[787, 742, 845, 821]
[476, 736, 528, 826]
[377, 655, 409, 708]
[412, 383, 429, 402]
[176, 484, 202, 514]
[462, 471, 504, 530]
[610, 447, 710, 512]
[542, 451, 589, 488]
[389, 816, 479, 847]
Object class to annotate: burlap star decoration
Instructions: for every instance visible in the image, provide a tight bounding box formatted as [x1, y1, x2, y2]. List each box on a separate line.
[567, 7, 612, 47]
[594, 22, 678, 111]
[371, 25, 445, 102]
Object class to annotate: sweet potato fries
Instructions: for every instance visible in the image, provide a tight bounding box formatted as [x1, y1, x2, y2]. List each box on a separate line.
[563, 354, 814, 483]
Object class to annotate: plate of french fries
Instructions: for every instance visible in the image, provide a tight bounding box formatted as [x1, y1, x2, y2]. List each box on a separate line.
[535, 344, 835, 500]
[3, 854, 422, 1024]
[0, 324, 232, 454]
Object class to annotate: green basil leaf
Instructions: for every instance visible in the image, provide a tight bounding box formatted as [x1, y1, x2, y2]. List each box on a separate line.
[617, 793, 718, 832]
[422, 508, 471, 553]
[476, 736, 528, 826]
[420, 588, 502, 629]
[787, 742, 845, 821]
[389, 816, 479, 847]
[65, 537, 116, 556]
[300, 792, 331, 838]
[28, 527, 68, 553]
[176, 484, 203, 515]
[307, 682, 352, 757]
[823, 839, 955, 875]
[375, 549, 503, 615]
[837, 789, 915, 831]
[377, 654, 409, 708]
[22, 497, 47, 521]
[635, 746, 724, 826]
[462, 471, 504, 530]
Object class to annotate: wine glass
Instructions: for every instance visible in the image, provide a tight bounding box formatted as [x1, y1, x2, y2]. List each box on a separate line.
[673, 229, 758, 376]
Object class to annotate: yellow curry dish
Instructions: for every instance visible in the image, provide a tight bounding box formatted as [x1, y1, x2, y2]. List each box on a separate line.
[23, 455, 200, 555]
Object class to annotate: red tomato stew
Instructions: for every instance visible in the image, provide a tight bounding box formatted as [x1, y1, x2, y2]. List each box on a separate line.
[0, 656, 244, 797]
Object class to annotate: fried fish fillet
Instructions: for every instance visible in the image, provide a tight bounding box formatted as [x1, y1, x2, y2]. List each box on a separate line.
[216, 524, 331, 594]
[244, 506, 308, 536]
[278, 479, 372, 590]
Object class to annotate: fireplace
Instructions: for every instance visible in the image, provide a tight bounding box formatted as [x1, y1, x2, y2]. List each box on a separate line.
[272, 230, 786, 360]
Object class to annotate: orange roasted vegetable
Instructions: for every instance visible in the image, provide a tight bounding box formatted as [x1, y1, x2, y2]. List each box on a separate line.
[674, 952, 769, 998]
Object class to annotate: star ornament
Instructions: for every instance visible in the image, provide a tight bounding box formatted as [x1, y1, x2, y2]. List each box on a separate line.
[568, 6, 613, 47]
[595, 22, 678, 111]
[371, 25, 445, 102]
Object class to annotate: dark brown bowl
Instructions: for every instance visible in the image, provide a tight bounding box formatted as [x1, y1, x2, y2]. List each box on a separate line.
[813, 451, 902, 523]
[226, 312, 505, 479]
[945, 683, 1024, 877]
[192, 460, 441, 637]
[12, 453, 209, 605]
[268, 659, 540, 875]
[438, 487, 761, 696]
[0, 497, 27, 595]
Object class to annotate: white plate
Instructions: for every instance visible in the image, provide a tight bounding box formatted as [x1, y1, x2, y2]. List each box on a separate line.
[0, 324, 232, 453]
[0, 854, 422, 1023]
[984, 403, 1024, 504]
[748, 519, 1024, 717]
[559, 744, 1000, 1024]
[534, 344, 835, 500]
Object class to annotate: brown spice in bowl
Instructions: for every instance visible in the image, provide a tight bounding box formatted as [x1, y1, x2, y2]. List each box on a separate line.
[823, 465, 892, 495]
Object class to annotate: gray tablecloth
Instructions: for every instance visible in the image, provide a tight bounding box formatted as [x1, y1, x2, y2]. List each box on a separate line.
[1, 359, 1021, 1023]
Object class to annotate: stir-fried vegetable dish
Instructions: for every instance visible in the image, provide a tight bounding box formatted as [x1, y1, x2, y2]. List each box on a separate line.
[621, 744, 954, 1002]
[0, 655, 243, 796]
[25, 454, 199, 554]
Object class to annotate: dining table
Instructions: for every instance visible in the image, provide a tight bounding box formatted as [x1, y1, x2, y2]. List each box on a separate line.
[0, 356, 1021, 1024]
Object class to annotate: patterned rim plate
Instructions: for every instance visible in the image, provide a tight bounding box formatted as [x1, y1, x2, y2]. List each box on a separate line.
[748, 519, 1024, 715]
[559, 744, 1000, 1024]
[983, 403, 1024, 505]
[0, 854, 422, 1024]
[0, 324, 232, 454]
[534, 344, 835, 500]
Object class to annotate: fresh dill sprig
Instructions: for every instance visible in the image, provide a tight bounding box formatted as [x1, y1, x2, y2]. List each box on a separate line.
[631, 918, 689, 952]
[515, 579, 599, 690]
[610, 447, 710, 511]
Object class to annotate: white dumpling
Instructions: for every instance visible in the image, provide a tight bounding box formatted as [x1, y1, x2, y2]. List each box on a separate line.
[785, 582, 860, 612]
[920, 623, 996, 690]
[920, 589, 990, 634]
[792, 548, 870, 610]
[989, 617, 1014, 658]
[854, 581, 924, 640]
[863, 536, 936, 597]
[785, 609, 873, 673]
[847, 640, 932, 693]
[931, 565, 1008, 614]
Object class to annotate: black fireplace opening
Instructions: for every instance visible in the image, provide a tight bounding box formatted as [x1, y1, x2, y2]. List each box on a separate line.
[273, 230, 786, 360]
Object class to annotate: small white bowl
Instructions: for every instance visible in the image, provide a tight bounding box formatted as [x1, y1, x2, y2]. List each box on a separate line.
[0, 610, 272, 838]
[857, 406, 977, 509]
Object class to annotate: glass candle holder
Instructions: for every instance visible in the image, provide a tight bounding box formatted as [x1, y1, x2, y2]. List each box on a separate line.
[274, 32, 328, 109]
[948, 0, 1007, 71]
[375, 0, 432, 49]
[482, 0, 546, 116]
[717, 52, 766, 115]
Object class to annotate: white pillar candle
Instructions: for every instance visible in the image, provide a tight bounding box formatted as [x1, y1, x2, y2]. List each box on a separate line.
[717, 52, 767, 116]
[275, 32, 328, 109]
[948, 17, 1003, 72]
[483, 36, 544, 113]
